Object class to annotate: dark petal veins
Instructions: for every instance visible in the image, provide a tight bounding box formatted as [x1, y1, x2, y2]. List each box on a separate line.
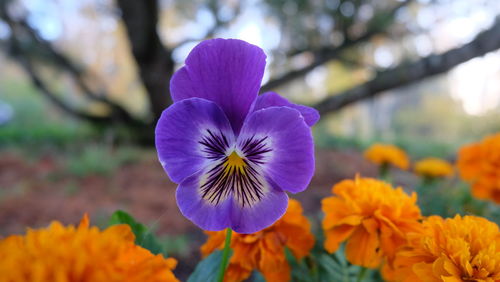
[155, 98, 234, 184]
[199, 155, 268, 207]
[176, 168, 288, 233]
[238, 106, 315, 193]
[199, 129, 230, 160]
[239, 135, 273, 164]
[196, 130, 273, 207]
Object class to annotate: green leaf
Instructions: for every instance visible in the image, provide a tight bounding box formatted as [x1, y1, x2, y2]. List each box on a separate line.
[108, 210, 165, 256]
[140, 232, 165, 256]
[285, 248, 312, 281]
[188, 250, 233, 282]
[252, 271, 266, 282]
[317, 254, 349, 282]
[109, 210, 146, 236]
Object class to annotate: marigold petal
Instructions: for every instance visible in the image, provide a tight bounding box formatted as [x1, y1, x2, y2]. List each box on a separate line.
[362, 218, 379, 234]
[375, 211, 405, 238]
[323, 177, 421, 267]
[456, 134, 500, 203]
[104, 224, 136, 242]
[441, 257, 461, 278]
[379, 223, 405, 261]
[200, 231, 226, 257]
[201, 198, 314, 282]
[0, 216, 179, 282]
[413, 262, 440, 282]
[364, 143, 409, 170]
[261, 261, 291, 282]
[324, 225, 356, 254]
[414, 158, 454, 178]
[231, 240, 260, 269]
[79, 214, 90, 228]
[225, 263, 253, 282]
[345, 226, 382, 268]
[457, 143, 483, 181]
[440, 276, 462, 282]
[278, 224, 314, 259]
[263, 232, 284, 254]
[390, 215, 500, 282]
[321, 197, 360, 230]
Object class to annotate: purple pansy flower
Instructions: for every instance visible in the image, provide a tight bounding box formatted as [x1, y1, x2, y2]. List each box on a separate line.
[155, 38, 318, 234]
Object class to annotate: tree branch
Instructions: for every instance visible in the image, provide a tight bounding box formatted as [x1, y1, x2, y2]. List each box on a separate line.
[313, 17, 500, 115]
[261, 0, 411, 92]
[172, 0, 241, 50]
[17, 55, 113, 123]
[5, 35, 110, 123]
[0, 2, 146, 127]
[13, 18, 142, 124]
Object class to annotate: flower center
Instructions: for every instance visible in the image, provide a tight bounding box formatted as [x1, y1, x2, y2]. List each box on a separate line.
[226, 151, 246, 173]
[198, 130, 272, 207]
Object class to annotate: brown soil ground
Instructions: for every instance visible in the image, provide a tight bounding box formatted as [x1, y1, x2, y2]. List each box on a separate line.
[0, 148, 415, 279]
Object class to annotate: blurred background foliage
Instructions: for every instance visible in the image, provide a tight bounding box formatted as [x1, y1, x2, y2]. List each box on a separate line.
[1, 0, 500, 278]
[0, 0, 499, 151]
[0, 0, 500, 281]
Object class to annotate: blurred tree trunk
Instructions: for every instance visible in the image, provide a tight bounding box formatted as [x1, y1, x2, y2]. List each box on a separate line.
[2, 0, 500, 146]
[116, 0, 174, 123]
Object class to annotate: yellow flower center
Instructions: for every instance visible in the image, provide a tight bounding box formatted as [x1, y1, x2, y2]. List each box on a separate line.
[226, 151, 246, 174]
[200, 150, 268, 207]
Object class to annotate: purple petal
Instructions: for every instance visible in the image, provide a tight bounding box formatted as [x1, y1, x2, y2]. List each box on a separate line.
[170, 38, 267, 134]
[229, 178, 288, 234]
[155, 98, 235, 184]
[176, 166, 288, 233]
[176, 170, 233, 231]
[253, 92, 320, 126]
[238, 107, 315, 193]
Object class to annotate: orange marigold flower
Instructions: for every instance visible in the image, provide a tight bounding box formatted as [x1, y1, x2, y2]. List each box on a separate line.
[414, 157, 454, 179]
[457, 143, 483, 181]
[457, 133, 500, 204]
[322, 177, 422, 268]
[388, 215, 500, 282]
[364, 143, 410, 170]
[201, 199, 314, 282]
[0, 215, 179, 282]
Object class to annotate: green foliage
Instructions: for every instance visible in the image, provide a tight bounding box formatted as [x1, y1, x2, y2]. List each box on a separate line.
[316, 92, 500, 160]
[315, 128, 455, 159]
[286, 248, 313, 281]
[65, 145, 139, 177]
[390, 139, 453, 160]
[314, 131, 369, 151]
[0, 79, 96, 147]
[0, 78, 143, 150]
[66, 146, 118, 177]
[250, 271, 266, 282]
[286, 243, 383, 282]
[160, 234, 190, 258]
[416, 179, 500, 224]
[63, 181, 80, 196]
[393, 93, 500, 146]
[188, 250, 233, 282]
[108, 210, 165, 256]
[0, 123, 94, 148]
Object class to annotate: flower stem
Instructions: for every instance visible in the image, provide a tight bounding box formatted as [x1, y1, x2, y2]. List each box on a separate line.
[216, 228, 233, 282]
[379, 164, 391, 182]
[356, 267, 367, 282]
